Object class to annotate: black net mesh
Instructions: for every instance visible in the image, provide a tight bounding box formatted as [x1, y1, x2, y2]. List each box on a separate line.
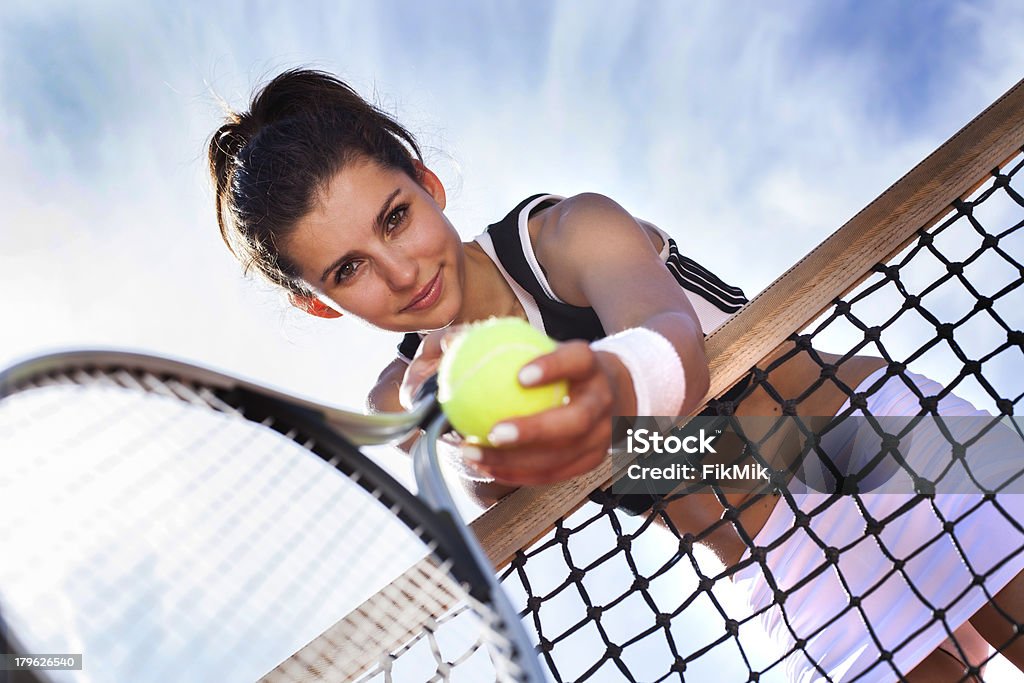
[496, 150, 1024, 682]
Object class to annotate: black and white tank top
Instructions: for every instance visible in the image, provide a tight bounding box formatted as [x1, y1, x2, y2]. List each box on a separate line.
[397, 194, 747, 361]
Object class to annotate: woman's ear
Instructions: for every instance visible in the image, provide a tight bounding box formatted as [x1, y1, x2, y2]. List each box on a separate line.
[288, 293, 343, 319]
[412, 159, 446, 210]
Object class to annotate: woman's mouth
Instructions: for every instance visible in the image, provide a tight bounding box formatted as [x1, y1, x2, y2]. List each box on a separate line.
[402, 270, 442, 312]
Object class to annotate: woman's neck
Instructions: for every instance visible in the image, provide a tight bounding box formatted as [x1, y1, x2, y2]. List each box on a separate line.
[456, 241, 526, 324]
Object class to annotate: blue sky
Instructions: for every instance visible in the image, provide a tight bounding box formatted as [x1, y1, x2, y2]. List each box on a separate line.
[1, 2, 1024, 680]
[3, 1, 1021, 412]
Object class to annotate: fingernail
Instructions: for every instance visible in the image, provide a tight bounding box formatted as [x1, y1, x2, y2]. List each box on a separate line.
[462, 446, 483, 462]
[488, 423, 519, 446]
[518, 364, 543, 386]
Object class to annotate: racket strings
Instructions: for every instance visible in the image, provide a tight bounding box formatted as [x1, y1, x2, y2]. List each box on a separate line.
[10, 366, 240, 417]
[0, 375, 529, 682]
[271, 556, 521, 682]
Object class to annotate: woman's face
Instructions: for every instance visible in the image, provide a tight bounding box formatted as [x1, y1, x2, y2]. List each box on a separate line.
[286, 159, 466, 332]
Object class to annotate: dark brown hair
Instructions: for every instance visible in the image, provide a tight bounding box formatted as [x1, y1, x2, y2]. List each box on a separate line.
[208, 69, 423, 296]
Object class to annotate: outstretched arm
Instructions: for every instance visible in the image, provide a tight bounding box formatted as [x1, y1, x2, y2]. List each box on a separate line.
[535, 193, 710, 416]
[403, 193, 710, 487]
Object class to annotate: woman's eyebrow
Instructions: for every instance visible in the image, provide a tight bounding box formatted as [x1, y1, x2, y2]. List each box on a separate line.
[373, 189, 402, 232]
[319, 188, 401, 283]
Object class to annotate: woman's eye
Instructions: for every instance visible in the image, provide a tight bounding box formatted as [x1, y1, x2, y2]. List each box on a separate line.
[385, 206, 408, 234]
[334, 261, 360, 284]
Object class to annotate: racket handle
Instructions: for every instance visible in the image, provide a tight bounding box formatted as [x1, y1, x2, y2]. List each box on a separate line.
[413, 374, 442, 427]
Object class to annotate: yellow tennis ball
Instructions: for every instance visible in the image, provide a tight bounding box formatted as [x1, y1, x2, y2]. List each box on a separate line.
[438, 317, 568, 445]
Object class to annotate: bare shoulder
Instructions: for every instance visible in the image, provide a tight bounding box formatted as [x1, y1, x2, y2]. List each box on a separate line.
[530, 193, 665, 305]
[532, 193, 635, 243]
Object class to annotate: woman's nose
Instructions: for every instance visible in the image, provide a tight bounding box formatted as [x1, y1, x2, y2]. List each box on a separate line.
[380, 251, 418, 290]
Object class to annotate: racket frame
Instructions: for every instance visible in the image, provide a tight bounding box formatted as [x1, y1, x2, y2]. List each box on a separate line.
[0, 349, 547, 682]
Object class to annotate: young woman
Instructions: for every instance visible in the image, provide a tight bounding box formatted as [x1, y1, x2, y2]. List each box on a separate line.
[209, 69, 1022, 681]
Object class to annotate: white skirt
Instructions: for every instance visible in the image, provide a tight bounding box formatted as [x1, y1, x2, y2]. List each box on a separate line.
[733, 368, 1024, 682]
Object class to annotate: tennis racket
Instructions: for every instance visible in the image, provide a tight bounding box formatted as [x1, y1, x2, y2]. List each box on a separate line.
[0, 350, 547, 682]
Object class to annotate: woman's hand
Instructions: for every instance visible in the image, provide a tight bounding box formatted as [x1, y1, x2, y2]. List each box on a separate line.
[459, 341, 628, 487]
[400, 331, 632, 487]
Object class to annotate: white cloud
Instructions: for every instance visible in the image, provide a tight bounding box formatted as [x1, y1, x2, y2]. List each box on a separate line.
[1, 1, 1022, 408]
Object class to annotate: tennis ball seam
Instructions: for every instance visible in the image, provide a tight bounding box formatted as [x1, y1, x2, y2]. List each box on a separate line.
[442, 342, 545, 396]
[438, 317, 567, 443]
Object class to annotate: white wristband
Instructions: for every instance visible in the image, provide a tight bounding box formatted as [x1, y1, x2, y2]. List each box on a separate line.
[590, 328, 687, 416]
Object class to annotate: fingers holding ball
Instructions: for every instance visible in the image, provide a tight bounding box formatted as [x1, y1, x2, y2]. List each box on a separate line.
[438, 317, 569, 446]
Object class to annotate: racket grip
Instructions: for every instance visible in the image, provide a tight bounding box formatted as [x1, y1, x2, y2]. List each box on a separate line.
[413, 374, 443, 427]
[414, 374, 439, 402]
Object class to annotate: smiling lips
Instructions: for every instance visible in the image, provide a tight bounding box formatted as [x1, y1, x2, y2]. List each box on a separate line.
[402, 270, 442, 312]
